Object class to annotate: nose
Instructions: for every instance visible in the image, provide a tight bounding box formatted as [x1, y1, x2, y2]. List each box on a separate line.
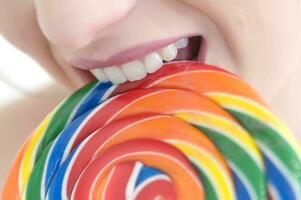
[35, 0, 137, 50]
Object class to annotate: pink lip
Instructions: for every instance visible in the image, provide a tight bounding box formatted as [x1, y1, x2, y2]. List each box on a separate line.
[69, 34, 198, 70]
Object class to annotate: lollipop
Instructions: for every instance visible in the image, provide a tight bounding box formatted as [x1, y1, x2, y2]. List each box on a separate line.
[2, 62, 301, 200]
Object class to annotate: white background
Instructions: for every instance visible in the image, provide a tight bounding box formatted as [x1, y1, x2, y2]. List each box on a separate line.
[0, 36, 67, 189]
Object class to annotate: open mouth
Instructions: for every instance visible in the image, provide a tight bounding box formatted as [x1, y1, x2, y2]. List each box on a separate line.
[86, 36, 204, 84]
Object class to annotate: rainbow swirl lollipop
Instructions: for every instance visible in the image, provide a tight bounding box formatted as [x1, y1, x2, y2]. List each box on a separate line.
[2, 62, 301, 200]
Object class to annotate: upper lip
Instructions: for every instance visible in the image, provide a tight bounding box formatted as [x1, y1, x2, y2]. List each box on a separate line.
[69, 34, 197, 70]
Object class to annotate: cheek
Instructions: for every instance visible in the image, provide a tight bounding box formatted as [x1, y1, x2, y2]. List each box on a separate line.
[182, 0, 300, 94]
[50, 45, 95, 88]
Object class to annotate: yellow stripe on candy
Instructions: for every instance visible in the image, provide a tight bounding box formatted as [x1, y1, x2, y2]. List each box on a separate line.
[170, 141, 235, 200]
[208, 93, 301, 160]
[19, 112, 53, 195]
[175, 112, 263, 168]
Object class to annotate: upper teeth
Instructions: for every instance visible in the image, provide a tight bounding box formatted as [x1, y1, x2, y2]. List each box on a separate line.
[90, 38, 189, 84]
[103, 66, 127, 84]
[144, 52, 163, 73]
[121, 60, 146, 81]
[175, 38, 189, 49]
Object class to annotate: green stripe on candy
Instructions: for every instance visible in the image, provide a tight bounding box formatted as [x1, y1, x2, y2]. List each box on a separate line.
[228, 109, 301, 188]
[26, 144, 52, 200]
[191, 162, 218, 200]
[194, 125, 267, 200]
[34, 81, 98, 164]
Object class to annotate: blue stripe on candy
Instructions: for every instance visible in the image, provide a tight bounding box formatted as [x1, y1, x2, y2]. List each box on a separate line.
[45, 110, 92, 190]
[264, 154, 296, 200]
[72, 82, 113, 121]
[135, 166, 163, 188]
[46, 150, 76, 200]
[45, 82, 114, 193]
[233, 172, 251, 200]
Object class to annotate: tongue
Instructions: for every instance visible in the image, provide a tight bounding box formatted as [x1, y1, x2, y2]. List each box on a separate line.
[173, 36, 201, 61]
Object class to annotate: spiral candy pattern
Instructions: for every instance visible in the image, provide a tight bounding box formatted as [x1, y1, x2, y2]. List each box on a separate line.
[2, 61, 301, 200]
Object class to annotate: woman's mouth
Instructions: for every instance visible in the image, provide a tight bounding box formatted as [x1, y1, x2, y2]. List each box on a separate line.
[70, 35, 205, 84]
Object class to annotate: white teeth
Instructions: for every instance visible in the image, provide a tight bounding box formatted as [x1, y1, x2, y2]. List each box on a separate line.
[90, 68, 108, 82]
[159, 44, 177, 62]
[175, 38, 189, 49]
[91, 41, 183, 84]
[103, 66, 127, 84]
[143, 53, 163, 73]
[121, 60, 147, 81]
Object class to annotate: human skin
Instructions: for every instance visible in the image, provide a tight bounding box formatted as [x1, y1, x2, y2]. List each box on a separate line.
[0, 0, 300, 138]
